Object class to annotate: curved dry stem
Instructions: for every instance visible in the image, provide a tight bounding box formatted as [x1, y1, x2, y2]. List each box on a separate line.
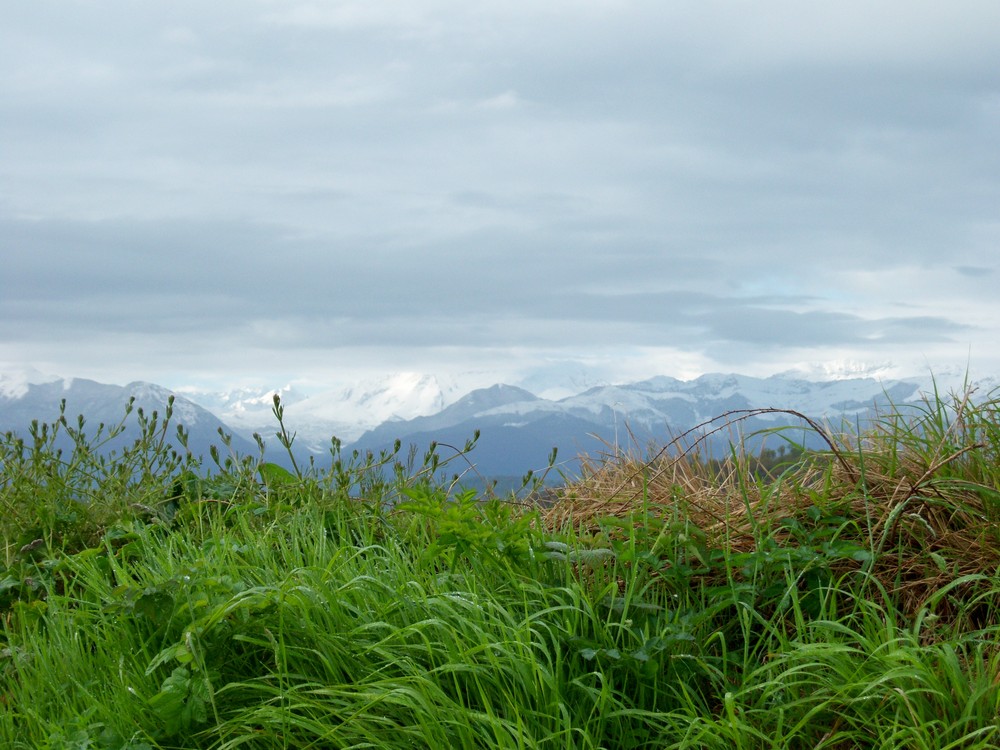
[594, 407, 855, 506]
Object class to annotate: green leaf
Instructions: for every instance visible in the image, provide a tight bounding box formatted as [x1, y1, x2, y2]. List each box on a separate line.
[149, 667, 192, 735]
[149, 666, 211, 737]
[134, 591, 175, 628]
[258, 462, 297, 489]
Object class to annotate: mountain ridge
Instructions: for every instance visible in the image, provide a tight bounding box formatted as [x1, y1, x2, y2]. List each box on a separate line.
[345, 372, 943, 478]
[3, 369, 993, 480]
[0, 377, 260, 466]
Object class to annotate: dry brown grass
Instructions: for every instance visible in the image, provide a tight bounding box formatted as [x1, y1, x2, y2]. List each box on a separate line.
[540, 409, 839, 545]
[540, 394, 1000, 625]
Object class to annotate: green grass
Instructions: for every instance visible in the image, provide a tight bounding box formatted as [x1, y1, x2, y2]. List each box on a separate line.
[2, 383, 999, 748]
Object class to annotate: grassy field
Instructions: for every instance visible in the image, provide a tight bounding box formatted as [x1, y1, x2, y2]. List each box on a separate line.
[2, 383, 999, 749]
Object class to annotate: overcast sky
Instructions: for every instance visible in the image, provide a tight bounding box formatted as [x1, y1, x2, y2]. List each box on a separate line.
[3, 0, 999, 393]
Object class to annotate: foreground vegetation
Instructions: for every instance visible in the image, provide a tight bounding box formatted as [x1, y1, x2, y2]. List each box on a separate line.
[2, 383, 999, 749]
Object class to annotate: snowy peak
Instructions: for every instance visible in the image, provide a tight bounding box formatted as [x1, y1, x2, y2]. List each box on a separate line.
[330, 372, 450, 420]
[192, 384, 305, 414]
[354, 372, 937, 446]
[346, 372, 953, 478]
[0, 367, 63, 400]
[0, 376, 257, 461]
[175, 383, 307, 438]
[178, 372, 485, 447]
[575, 373, 927, 430]
[445, 384, 539, 417]
[347, 383, 542, 447]
[514, 362, 612, 400]
[123, 381, 207, 426]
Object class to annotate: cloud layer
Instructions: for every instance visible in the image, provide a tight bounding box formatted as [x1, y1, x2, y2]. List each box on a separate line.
[3, 1, 998, 389]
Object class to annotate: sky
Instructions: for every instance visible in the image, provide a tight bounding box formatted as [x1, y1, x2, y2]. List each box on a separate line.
[3, 0, 999, 395]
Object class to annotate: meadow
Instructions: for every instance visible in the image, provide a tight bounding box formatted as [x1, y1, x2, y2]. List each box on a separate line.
[1, 382, 999, 749]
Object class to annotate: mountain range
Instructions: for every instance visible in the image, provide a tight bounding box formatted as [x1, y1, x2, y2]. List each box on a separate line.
[4, 368, 985, 483]
[345, 373, 937, 479]
[0, 375, 259, 466]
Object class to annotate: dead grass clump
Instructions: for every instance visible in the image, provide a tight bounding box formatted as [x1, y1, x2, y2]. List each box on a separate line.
[816, 386, 1000, 623]
[541, 409, 839, 549]
[542, 386, 1000, 626]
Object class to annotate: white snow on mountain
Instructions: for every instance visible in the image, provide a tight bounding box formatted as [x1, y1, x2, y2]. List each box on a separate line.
[474, 372, 937, 430]
[124, 382, 205, 426]
[6, 363, 996, 456]
[282, 373, 452, 447]
[0, 366, 62, 399]
[179, 371, 501, 447]
[514, 361, 612, 400]
[174, 383, 304, 434]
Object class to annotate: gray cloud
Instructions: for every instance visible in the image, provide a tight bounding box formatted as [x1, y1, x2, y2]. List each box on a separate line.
[954, 265, 994, 278]
[2, 1, 999, 388]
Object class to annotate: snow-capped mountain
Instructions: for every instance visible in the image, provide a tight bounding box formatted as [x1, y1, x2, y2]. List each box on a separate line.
[174, 383, 308, 437]
[179, 372, 495, 449]
[0, 366, 62, 400]
[540, 373, 929, 429]
[347, 372, 941, 479]
[4, 367, 993, 482]
[0, 377, 258, 463]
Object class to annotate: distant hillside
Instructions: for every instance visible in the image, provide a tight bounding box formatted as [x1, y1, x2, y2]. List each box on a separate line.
[0, 378, 262, 467]
[3, 370, 978, 485]
[347, 374, 933, 480]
